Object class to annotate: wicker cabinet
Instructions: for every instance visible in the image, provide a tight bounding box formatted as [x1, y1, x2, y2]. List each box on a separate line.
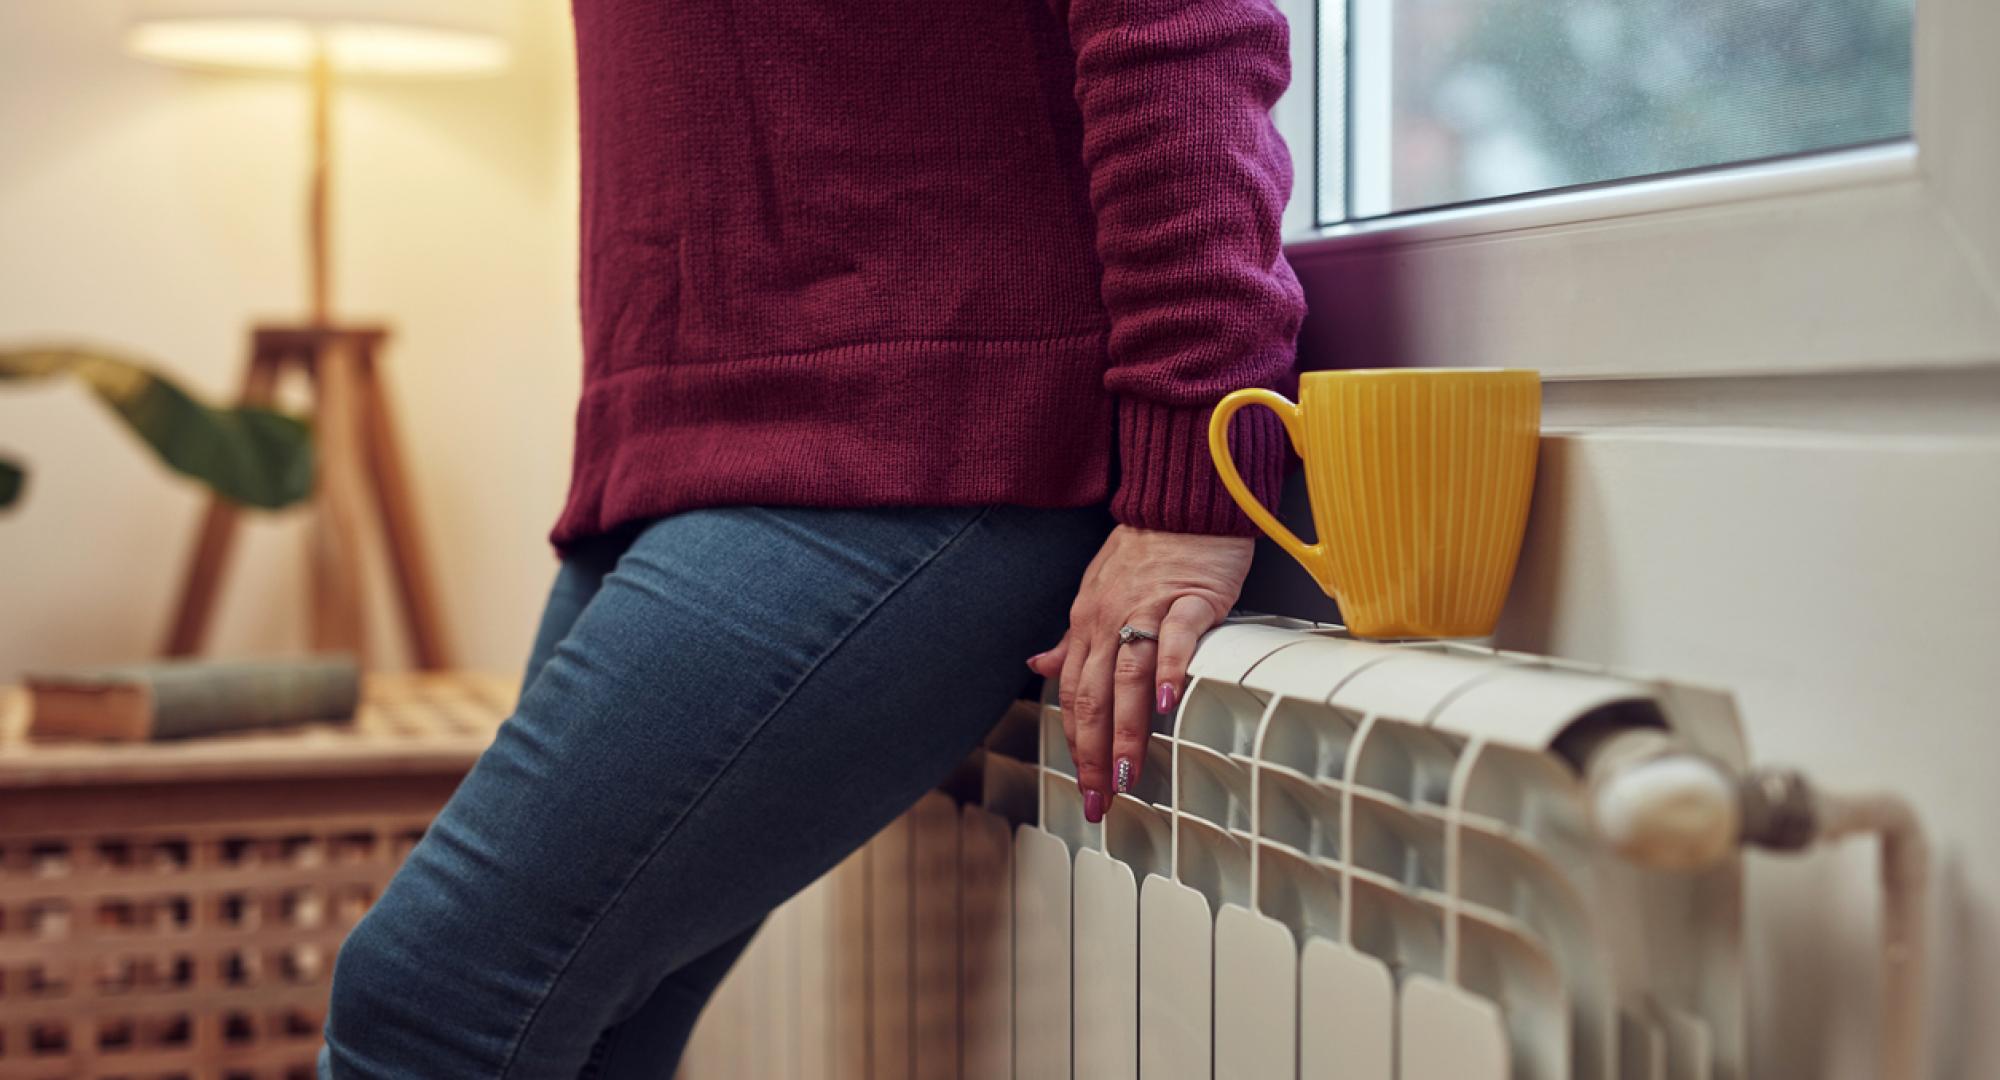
[0, 674, 509, 1079]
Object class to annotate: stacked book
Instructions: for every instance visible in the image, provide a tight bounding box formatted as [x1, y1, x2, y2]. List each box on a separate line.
[24, 655, 361, 742]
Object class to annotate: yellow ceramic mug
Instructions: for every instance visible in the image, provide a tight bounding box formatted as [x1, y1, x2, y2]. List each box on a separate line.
[1209, 369, 1541, 640]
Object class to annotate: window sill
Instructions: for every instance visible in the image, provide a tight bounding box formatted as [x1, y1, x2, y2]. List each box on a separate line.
[1286, 142, 1916, 258]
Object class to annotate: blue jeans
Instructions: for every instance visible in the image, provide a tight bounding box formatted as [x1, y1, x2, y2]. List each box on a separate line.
[321, 504, 1110, 1077]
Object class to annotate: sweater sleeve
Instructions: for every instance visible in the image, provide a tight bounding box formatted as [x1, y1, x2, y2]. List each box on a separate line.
[1063, 0, 1306, 536]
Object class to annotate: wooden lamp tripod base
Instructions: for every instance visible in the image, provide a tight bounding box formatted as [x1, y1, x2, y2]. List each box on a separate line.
[161, 324, 452, 670]
[161, 50, 450, 670]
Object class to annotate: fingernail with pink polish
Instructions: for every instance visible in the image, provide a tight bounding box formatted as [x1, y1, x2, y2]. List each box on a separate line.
[1084, 789, 1106, 823]
[1114, 757, 1135, 795]
[1157, 681, 1179, 714]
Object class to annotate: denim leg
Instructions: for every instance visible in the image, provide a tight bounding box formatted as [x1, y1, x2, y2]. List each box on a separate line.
[521, 527, 680, 1074]
[322, 503, 1111, 1077]
[319, 536, 628, 1080]
[580, 921, 761, 1078]
[520, 528, 630, 693]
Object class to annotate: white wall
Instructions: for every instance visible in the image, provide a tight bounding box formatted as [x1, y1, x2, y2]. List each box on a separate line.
[0, 3, 581, 679]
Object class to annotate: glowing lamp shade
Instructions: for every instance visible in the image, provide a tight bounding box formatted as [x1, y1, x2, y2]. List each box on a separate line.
[125, 0, 511, 77]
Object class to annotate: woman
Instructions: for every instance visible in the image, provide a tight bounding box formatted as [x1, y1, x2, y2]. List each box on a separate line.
[321, 0, 1302, 1073]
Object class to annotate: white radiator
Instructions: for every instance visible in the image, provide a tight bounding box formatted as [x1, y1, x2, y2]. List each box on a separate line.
[681, 616, 1761, 1080]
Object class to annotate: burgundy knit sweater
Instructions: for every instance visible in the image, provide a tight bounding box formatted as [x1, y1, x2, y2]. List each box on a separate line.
[552, 0, 1305, 548]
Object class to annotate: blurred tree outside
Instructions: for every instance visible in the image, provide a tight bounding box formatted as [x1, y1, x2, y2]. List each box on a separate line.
[1382, 0, 1914, 212]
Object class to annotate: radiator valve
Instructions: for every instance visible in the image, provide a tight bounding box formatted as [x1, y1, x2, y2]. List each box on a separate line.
[1583, 734, 1931, 1080]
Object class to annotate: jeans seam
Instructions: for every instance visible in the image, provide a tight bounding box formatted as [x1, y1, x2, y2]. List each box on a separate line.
[494, 505, 998, 1077]
[577, 1023, 620, 1080]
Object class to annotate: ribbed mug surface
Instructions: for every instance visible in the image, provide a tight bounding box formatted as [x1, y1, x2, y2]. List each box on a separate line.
[1210, 369, 1541, 639]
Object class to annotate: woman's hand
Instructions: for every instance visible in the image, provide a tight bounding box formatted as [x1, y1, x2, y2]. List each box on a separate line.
[1026, 525, 1253, 822]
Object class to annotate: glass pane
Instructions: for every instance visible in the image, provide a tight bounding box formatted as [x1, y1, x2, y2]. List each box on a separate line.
[1333, 0, 1913, 220]
[1317, 0, 1348, 225]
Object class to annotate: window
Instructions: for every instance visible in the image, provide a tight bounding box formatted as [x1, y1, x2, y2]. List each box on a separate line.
[1318, 0, 1914, 223]
[1272, 0, 1998, 381]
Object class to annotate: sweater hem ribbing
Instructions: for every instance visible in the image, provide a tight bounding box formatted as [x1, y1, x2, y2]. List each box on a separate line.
[551, 336, 1119, 551]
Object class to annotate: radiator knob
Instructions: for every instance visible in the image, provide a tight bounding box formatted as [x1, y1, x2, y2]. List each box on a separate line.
[1592, 754, 1741, 870]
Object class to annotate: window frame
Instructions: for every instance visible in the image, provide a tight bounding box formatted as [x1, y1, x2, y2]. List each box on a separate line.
[1271, 0, 2000, 379]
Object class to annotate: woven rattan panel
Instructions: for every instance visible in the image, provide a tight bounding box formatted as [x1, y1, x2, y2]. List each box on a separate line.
[0, 674, 508, 1079]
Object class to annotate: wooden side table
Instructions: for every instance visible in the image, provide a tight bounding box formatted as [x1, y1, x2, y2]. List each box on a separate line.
[0, 673, 510, 1079]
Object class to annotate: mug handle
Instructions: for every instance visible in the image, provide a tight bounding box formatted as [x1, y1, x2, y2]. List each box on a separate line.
[1208, 388, 1328, 579]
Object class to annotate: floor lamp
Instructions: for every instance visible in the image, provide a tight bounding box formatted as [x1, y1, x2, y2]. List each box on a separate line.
[125, 1, 512, 669]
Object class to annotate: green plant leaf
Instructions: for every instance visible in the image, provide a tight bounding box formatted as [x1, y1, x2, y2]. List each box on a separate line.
[0, 457, 21, 509]
[0, 347, 314, 510]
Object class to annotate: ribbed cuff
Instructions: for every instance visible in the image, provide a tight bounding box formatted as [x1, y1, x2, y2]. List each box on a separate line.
[1109, 396, 1287, 537]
